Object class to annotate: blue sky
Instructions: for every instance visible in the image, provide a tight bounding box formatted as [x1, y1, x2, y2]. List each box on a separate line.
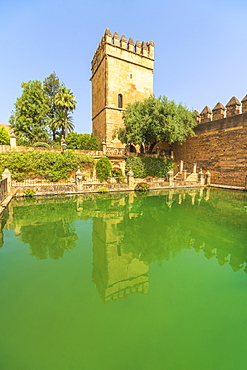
[1, 0, 247, 133]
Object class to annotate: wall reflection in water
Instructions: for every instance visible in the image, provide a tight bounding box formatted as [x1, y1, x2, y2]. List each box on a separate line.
[1, 188, 247, 302]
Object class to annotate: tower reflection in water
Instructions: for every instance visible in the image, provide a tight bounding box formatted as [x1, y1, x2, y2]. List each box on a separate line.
[2, 188, 247, 302]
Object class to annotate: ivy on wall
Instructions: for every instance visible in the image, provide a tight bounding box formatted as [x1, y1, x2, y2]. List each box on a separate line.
[125, 157, 173, 178]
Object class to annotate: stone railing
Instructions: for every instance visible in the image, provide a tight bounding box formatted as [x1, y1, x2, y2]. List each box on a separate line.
[106, 147, 127, 156]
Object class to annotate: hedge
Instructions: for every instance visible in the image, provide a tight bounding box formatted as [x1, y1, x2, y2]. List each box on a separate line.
[125, 156, 173, 178]
[0, 150, 94, 182]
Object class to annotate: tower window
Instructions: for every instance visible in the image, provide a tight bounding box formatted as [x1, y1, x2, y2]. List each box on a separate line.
[130, 73, 132, 79]
[118, 94, 123, 108]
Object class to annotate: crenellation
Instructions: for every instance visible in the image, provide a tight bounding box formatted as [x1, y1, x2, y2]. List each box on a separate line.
[120, 34, 127, 48]
[141, 41, 148, 56]
[226, 96, 241, 117]
[113, 31, 120, 46]
[200, 106, 212, 123]
[128, 37, 134, 51]
[135, 40, 141, 54]
[241, 95, 247, 113]
[198, 95, 247, 125]
[212, 102, 225, 120]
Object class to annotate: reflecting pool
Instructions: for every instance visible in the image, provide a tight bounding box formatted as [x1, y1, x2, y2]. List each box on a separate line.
[1, 188, 247, 370]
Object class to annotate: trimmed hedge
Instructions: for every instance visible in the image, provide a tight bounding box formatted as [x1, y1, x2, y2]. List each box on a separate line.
[0, 150, 94, 182]
[125, 156, 173, 178]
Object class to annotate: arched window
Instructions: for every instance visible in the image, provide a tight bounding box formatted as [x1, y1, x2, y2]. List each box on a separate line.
[118, 94, 123, 108]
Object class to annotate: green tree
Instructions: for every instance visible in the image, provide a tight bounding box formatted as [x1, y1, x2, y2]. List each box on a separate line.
[49, 110, 74, 138]
[43, 72, 61, 141]
[66, 132, 99, 150]
[0, 127, 10, 145]
[119, 96, 196, 153]
[9, 80, 50, 143]
[54, 87, 77, 138]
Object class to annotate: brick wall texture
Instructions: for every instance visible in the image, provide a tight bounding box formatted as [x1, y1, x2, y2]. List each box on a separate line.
[173, 112, 247, 187]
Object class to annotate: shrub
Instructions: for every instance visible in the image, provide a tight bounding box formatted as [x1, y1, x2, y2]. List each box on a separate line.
[96, 157, 112, 182]
[0, 127, 10, 145]
[134, 183, 149, 192]
[23, 189, 35, 197]
[111, 168, 122, 177]
[0, 150, 94, 182]
[126, 157, 173, 178]
[66, 132, 100, 150]
[98, 187, 109, 193]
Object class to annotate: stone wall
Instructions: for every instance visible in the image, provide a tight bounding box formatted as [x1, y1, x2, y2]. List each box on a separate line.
[173, 112, 247, 187]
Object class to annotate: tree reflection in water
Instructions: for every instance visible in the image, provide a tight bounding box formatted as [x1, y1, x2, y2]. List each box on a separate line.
[1, 189, 247, 301]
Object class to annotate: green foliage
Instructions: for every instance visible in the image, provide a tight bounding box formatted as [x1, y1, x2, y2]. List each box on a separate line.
[9, 80, 50, 143]
[96, 157, 112, 183]
[111, 168, 122, 177]
[43, 72, 61, 141]
[66, 132, 99, 150]
[16, 136, 32, 147]
[0, 127, 10, 145]
[54, 87, 77, 138]
[0, 151, 94, 182]
[98, 187, 109, 193]
[23, 189, 35, 197]
[119, 96, 196, 151]
[125, 156, 173, 178]
[134, 183, 149, 192]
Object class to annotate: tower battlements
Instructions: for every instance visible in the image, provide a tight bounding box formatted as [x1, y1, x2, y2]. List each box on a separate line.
[91, 28, 154, 77]
[91, 28, 154, 148]
[199, 95, 247, 123]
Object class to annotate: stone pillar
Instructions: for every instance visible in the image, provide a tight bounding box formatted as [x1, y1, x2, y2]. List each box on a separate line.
[167, 169, 174, 186]
[193, 163, 197, 174]
[2, 169, 12, 193]
[10, 132, 16, 149]
[205, 171, 211, 185]
[101, 139, 107, 155]
[179, 160, 183, 172]
[75, 167, 83, 191]
[182, 170, 187, 181]
[127, 168, 135, 189]
[198, 169, 205, 185]
[119, 161, 126, 177]
[170, 150, 174, 159]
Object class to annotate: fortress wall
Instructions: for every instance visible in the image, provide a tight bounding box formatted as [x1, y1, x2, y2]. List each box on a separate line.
[173, 113, 247, 187]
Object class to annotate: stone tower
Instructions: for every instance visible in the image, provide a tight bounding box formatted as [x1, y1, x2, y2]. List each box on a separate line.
[91, 28, 154, 148]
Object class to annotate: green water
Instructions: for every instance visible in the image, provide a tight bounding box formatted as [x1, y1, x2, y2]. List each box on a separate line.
[1, 188, 247, 370]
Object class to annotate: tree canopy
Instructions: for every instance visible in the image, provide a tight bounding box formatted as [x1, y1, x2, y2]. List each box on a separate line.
[54, 87, 77, 138]
[9, 74, 77, 143]
[118, 96, 196, 152]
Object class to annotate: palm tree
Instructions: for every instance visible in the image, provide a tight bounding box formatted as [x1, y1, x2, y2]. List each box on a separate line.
[50, 110, 74, 138]
[54, 87, 77, 138]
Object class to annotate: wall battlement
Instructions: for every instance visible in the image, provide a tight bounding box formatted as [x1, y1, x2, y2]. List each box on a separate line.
[198, 95, 247, 124]
[91, 28, 154, 77]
